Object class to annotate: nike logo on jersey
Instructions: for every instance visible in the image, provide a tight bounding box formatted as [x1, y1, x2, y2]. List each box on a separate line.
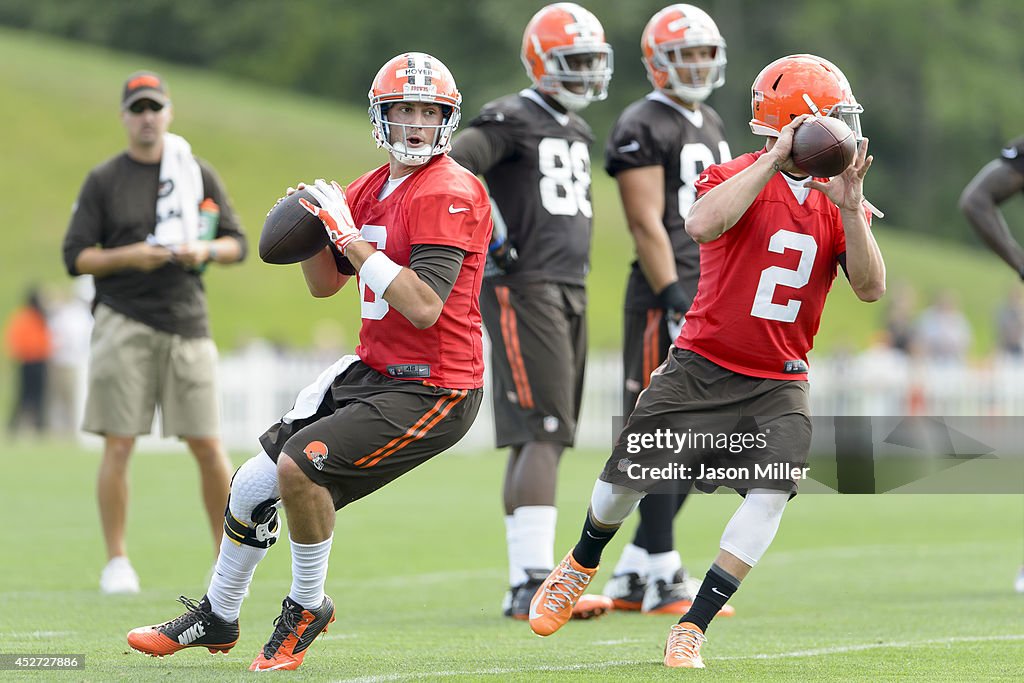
[177, 622, 206, 645]
[448, 204, 470, 214]
[1003, 147, 1020, 159]
[711, 587, 730, 599]
[617, 140, 641, 154]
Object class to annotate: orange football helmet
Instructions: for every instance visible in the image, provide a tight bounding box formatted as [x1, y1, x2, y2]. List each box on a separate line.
[642, 4, 726, 103]
[749, 54, 862, 140]
[521, 3, 613, 111]
[368, 52, 462, 166]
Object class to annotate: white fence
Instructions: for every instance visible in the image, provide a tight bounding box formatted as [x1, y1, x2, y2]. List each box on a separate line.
[808, 352, 1024, 417]
[76, 343, 1024, 453]
[212, 340, 623, 453]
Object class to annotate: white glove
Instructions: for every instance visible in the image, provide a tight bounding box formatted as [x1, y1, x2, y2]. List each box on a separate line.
[299, 179, 364, 255]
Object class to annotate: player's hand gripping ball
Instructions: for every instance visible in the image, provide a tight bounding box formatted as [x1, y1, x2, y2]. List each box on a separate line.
[791, 117, 857, 178]
[300, 180, 364, 255]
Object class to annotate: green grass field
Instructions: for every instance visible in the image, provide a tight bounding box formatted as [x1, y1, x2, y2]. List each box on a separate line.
[1, 441, 1021, 681]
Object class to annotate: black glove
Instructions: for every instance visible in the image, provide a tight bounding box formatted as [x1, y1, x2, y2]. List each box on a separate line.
[485, 235, 518, 277]
[656, 281, 691, 338]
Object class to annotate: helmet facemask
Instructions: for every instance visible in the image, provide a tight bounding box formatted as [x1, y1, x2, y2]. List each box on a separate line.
[369, 98, 461, 167]
[651, 41, 726, 103]
[534, 42, 613, 111]
[802, 93, 864, 142]
[822, 100, 863, 142]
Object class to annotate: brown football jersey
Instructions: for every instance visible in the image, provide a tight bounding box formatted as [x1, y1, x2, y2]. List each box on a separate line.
[605, 92, 731, 310]
[454, 89, 595, 285]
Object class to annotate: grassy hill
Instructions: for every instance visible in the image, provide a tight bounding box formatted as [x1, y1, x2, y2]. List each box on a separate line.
[2, 26, 1019, 364]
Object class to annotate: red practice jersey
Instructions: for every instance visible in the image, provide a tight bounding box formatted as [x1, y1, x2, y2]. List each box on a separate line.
[678, 150, 867, 380]
[345, 155, 492, 389]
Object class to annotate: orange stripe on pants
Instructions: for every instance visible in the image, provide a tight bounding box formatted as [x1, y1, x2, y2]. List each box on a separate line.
[353, 390, 468, 468]
[495, 286, 535, 409]
[643, 309, 662, 389]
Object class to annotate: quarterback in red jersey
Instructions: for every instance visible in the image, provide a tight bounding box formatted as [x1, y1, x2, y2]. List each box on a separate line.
[127, 53, 491, 672]
[527, 54, 884, 669]
[342, 151, 489, 389]
[678, 147, 855, 380]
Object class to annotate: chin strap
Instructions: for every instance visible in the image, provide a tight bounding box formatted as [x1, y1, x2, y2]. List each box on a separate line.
[863, 199, 884, 218]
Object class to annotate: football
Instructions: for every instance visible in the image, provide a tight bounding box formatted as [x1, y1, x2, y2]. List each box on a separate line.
[790, 117, 857, 178]
[258, 188, 329, 264]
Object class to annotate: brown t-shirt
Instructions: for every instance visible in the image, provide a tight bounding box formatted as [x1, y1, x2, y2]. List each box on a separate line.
[63, 152, 246, 338]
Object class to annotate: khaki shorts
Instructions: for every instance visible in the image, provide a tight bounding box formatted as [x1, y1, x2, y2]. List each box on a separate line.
[83, 304, 220, 438]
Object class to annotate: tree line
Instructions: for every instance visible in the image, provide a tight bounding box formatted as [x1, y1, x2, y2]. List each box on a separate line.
[4, 0, 1023, 241]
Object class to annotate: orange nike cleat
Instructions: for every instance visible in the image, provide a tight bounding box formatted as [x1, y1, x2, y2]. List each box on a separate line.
[664, 621, 707, 668]
[127, 596, 238, 657]
[249, 595, 335, 671]
[571, 593, 614, 620]
[528, 551, 599, 636]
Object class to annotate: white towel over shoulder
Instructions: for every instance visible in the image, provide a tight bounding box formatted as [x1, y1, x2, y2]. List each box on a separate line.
[151, 133, 203, 247]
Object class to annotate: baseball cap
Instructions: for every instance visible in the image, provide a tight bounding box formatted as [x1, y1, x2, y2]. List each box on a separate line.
[121, 71, 170, 109]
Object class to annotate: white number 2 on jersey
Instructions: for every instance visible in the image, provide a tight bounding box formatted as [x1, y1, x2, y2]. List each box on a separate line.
[750, 230, 818, 323]
[538, 137, 592, 218]
[359, 224, 390, 320]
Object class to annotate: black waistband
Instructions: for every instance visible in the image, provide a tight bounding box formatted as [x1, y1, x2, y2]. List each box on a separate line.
[387, 364, 431, 379]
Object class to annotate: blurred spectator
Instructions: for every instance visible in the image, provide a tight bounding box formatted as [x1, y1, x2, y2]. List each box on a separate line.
[46, 276, 95, 435]
[61, 70, 247, 594]
[851, 331, 910, 414]
[883, 282, 918, 354]
[4, 286, 52, 436]
[994, 288, 1024, 357]
[914, 290, 972, 362]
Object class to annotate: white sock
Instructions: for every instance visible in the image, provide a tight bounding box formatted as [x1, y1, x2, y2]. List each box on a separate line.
[505, 515, 526, 587]
[613, 543, 649, 577]
[207, 537, 267, 621]
[512, 505, 557, 572]
[288, 535, 333, 610]
[647, 550, 682, 584]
